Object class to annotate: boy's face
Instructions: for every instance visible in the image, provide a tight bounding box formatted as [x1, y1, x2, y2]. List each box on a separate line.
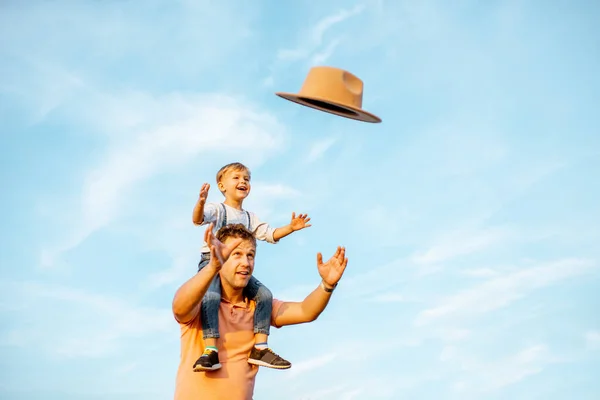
[219, 237, 256, 289]
[218, 168, 251, 201]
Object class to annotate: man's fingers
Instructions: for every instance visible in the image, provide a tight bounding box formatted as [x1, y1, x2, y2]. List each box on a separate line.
[226, 238, 243, 252]
[204, 223, 214, 243]
[316, 252, 323, 266]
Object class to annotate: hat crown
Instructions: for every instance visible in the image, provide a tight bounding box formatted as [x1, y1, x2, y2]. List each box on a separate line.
[297, 66, 364, 108]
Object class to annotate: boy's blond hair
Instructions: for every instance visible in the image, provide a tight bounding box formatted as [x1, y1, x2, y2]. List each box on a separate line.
[216, 162, 251, 194]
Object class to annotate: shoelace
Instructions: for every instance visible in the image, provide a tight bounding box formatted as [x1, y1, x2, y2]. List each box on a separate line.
[265, 348, 282, 358]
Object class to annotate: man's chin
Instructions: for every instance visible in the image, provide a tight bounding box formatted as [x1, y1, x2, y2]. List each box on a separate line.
[233, 277, 251, 288]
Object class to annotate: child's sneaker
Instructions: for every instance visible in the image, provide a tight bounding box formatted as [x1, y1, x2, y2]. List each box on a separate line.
[247, 347, 291, 369]
[193, 349, 222, 372]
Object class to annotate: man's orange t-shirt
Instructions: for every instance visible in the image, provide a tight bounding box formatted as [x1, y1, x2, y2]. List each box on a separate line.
[174, 298, 283, 400]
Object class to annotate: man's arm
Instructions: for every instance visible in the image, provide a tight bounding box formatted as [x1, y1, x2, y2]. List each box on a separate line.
[272, 246, 347, 327]
[172, 223, 242, 323]
[172, 262, 219, 324]
[192, 183, 210, 225]
[272, 212, 312, 241]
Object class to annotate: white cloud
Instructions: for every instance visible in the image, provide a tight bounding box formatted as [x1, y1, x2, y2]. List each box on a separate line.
[310, 38, 342, 66]
[305, 136, 339, 163]
[412, 226, 511, 265]
[461, 267, 499, 278]
[40, 90, 287, 267]
[415, 258, 596, 326]
[441, 344, 557, 393]
[115, 362, 138, 375]
[6, 281, 173, 358]
[367, 292, 406, 303]
[276, 4, 365, 63]
[585, 330, 600, 350]
[251, 183, 302, 199]
[142, 253, 197, 291]
[287, 353, 338, 378]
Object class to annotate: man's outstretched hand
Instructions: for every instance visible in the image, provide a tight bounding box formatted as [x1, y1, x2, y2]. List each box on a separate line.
[317, 246, 348, 287]
[204, 223, 242, 270]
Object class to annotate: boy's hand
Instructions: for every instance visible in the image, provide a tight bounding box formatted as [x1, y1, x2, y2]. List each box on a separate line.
[290, 212, 312, 231]
[204, 223, 242, 270]
[198, 183, 210, 204]
[317, 246, 348, 287]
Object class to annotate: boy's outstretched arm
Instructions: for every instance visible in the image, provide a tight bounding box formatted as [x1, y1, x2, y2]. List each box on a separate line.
[272, 246, 348, 327]
[192, 183, 210, 225]
[273, 212, 312, 241]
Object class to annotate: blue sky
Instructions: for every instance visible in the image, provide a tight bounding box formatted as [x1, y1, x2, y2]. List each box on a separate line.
[1, 0, 599, 399]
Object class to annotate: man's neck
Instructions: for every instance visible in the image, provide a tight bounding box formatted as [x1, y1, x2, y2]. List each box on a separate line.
[223, 198, 243, 210]
[221, 283, 246, 304]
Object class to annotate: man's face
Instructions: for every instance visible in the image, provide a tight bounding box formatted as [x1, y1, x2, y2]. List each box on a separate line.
[219, 237, 256, 289]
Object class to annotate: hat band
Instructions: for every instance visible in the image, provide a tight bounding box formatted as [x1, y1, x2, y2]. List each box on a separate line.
[297, 97, 359, 117]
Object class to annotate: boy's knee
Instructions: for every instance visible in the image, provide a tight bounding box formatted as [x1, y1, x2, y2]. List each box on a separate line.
[204, 290, 221, 303]
[257, 285, 273, 301]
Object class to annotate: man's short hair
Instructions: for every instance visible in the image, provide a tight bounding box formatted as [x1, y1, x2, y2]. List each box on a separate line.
[216, 162, 251, 185]
[216, 223, 256, 247]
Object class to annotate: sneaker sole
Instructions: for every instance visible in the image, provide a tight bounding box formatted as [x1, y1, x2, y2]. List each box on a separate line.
[193, 363, 222, 372]
[247, 359, 291, 369]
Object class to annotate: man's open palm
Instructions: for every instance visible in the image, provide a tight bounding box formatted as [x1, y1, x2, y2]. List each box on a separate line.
[317, 246, 348, 287]
[204, 223, 242, 269]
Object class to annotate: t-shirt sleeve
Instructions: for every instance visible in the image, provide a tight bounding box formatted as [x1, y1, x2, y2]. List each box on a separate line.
[270, 298, 284, 328]
[250, 212, 277, 243]
[202, 203, 219, 225]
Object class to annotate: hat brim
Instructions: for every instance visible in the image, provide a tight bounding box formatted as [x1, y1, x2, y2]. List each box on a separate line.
[275, 92, 382, 123]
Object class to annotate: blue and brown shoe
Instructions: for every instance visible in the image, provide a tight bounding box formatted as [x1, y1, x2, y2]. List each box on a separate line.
[247, 347, 291, 369]
[193, 349, 222, 372]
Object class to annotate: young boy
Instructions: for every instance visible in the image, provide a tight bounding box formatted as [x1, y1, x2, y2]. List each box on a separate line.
[191, 162, 311, 372]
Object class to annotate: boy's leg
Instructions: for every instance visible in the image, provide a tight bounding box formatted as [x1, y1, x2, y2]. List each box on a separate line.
[246, 276, 291, 370]
[193, 255, 222, 372]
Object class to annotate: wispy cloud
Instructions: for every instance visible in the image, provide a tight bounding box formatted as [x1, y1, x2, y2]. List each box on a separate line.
[585, 330, 600, 350]
[287, 353, 338, 378]
[309, 38, 343, 66]
[411, 226, 512, 265]
[39, 89, 287, 268]
[305, 136, 339, 163]
[3, 281, 172, 358]
[415, 258, 597, 326]
[461, 267, 499, 278]
[442, 344, 558, 393]
[276, 4, 365, 63]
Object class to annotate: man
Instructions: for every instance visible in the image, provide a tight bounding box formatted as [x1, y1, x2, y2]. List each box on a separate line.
[172, 223, 348, 400]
